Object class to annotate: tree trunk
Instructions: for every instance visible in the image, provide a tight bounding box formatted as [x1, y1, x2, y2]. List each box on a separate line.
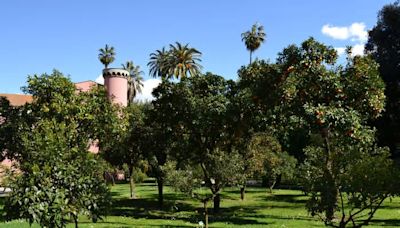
[213, 193, 220, 213]
[240, 186, 246, 200]
[157, 177, 164, 208]
[250, 51, 253, 64]
[129, 166, 135, 199]
[73, 214, 78, 228]
[269, 180, 276, 194]
[203, 200, 209, 228]
[322, 128, 338, 222]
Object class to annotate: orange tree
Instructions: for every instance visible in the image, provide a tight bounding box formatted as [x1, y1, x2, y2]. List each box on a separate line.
[240, 38, 400, 227]
[0, 71, 117, 227]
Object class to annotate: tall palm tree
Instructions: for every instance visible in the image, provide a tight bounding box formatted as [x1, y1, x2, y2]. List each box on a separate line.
[98, 44, 116, 69]
[148, 42, 202, 80]
[122, 61, 144, 104]
[148, 47, 172, 80]
[241, 23, 266, 64]
[169, 42, 202, 79]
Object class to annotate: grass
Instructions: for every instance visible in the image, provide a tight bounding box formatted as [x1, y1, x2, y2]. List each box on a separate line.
[1, 181, 400, 227]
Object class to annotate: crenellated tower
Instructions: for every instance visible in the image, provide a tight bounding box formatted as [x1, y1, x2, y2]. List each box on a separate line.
[102, 68, 129, 106]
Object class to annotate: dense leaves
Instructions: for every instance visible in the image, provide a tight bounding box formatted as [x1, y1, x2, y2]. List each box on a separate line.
[1, 71, 115, 227]
[148, 42, 202, 80]
[366, 1, 400, 156]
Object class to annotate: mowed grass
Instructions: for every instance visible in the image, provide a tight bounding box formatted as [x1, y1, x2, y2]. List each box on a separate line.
[1, 181, 400, 227]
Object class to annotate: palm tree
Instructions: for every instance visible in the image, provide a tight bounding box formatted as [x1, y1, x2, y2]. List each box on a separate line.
[148, 47, 172, 80]
[98, 44, 116, 69]
[122, 61, 144, 104]
[148, 42, 202, 80]
[169, 42, 202, 79]
[241, 23, 266, 64]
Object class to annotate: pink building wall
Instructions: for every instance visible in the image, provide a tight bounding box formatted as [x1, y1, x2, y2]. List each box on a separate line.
[103, 68, 128, 107]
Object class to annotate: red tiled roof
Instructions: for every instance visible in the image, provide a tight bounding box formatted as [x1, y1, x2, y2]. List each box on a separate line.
[0, 94, 33, 106]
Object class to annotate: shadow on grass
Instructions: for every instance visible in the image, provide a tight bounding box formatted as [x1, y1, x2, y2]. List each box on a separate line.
[261, 193, 308, 204]
[109, 195, 273, 226]
[369, 219, 400, 227]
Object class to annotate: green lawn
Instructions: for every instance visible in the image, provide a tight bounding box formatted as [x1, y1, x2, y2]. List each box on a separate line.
[1, 181, 400, 227]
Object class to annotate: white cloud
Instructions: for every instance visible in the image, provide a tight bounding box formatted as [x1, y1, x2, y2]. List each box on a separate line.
[322, 25, 349, 40]
[334, 45, 365, 57]
[351, 44, 365, 57]
[95, 74, 104, 84]
[349, 23, 368, 42]
[322, 22, 367, 42]
[323, 22, 368, 58]
[134, 78, 161, 102]
[335, 47, 346, 56]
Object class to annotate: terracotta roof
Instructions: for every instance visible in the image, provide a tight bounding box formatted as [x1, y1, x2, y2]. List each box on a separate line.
[75, 81, 102, 92]
[0, 94, 33, 106]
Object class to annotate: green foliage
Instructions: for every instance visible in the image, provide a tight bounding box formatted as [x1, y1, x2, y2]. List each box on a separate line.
[5, 119, 111, 227]
[241, 23, 266, 63]
[148, 42, 202, 80]
[238, 37, 396, 227]
[301, 137, 399, 227]
[122, 61, 144, 103]
[246, 133, 296, 191]
[151, 73, 246, 212]
[366, 1, 400, 156]
[2, 71, 115, 227]
[98, 44, 115, 69]
[273, 38, 396, 227]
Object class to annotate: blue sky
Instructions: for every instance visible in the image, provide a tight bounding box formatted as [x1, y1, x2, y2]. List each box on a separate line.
[0, 0, 393, 99]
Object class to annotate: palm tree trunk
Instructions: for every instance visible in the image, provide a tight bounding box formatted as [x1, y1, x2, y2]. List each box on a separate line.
[250, 51, 253, 64]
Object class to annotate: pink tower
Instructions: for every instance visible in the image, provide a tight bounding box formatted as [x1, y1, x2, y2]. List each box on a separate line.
[102, 68, 129, 106]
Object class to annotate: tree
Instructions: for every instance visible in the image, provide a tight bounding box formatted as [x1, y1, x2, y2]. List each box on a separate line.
[273, 38, 397, 227]
[169, 42, 202, 79]
[152, 73, 241, 212]
[1, 71, 118, 227]
[165, 149, 243, 228]
[148, 47, 171, 79]
[241, 23, 266, 64]
[237, 60, 303, 157]
[145, 81, 183, 207]
[246, 133, 296, 193]
[122, 61, 144, 104]
[102, 103, 148, 199]
[365, 1, 400, 157]
[98, 44, 116, 69]
[5, 120, 111, 228]
[148, 42, 202, 80]
[300, 133, 399, 228]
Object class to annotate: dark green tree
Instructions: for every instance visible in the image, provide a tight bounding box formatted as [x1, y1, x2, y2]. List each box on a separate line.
[365, 1, 400, 157]
[152, 73, 242, 212]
